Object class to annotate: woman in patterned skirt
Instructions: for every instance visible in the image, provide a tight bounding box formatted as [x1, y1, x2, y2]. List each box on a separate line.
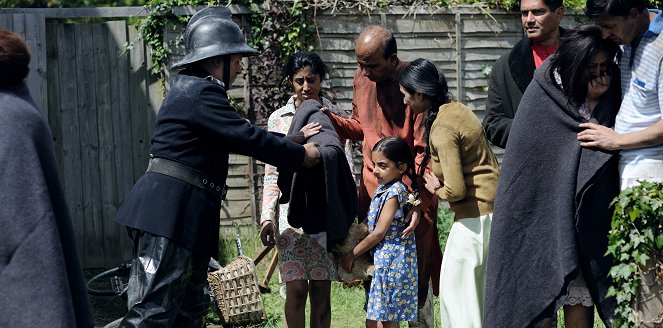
[259, 51, 353, 328]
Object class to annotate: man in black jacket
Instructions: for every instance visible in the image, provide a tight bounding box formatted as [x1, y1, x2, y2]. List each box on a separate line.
[483, 0, 565, 149]
[114, 7, 320, 327]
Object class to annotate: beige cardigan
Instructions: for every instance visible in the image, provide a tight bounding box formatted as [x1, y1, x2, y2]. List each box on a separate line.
[429, 102, 500, 220]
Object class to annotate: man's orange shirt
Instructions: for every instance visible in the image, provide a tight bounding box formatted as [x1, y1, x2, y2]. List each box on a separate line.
[326, 60, 436, 222]
[327, 59, 443, 296]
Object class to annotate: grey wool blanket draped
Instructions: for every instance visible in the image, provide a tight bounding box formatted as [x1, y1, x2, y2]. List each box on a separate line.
[277, 99, 358, 250]
[484, 60, 621, 327]
[0, 84, 94, 327]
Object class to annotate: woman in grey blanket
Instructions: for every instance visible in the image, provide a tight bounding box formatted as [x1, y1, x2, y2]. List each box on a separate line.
[484, 25, 621, 328]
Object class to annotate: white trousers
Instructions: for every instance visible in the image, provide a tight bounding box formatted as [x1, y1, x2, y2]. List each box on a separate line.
[439, 214, 492, 328]
[619, 157, 663, 190]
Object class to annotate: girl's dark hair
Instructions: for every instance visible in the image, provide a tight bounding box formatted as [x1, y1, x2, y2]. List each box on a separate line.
[372, 137, 418, 191]
[281, 51, 330, 97]
[398, 58, 450, 177]
[548, 24, 619, 106]
[0, 29, 31, 88]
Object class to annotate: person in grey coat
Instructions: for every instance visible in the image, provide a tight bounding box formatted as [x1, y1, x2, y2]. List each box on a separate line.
[0, 29, 94, 328]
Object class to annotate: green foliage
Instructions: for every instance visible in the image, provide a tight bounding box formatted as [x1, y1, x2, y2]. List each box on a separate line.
[0, 0, 144, 8]
[130, 0, 316, 118]
[564, 0, 588, 11]
[240, 0, 317, 120]
[436, 205, 454, 251]
[136, 0, 202, 77]
[606, 181, 663, 327]
[436, 0, 517, 10]
[427, 0, 663, 11]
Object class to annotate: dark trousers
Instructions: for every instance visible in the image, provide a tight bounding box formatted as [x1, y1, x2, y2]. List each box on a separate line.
[119, 230, 210, 328]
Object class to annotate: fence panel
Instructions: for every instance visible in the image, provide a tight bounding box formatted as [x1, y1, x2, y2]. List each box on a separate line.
[51, 23, 88, 266]
[44, 20, 157, 267]
[3, 7, 586, 267]
[107, 21, 135, 263]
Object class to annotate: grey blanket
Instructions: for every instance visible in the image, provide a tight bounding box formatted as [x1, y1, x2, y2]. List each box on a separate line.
[277, 99, 358, 250]
[484, 60, 620, 327]
[0, 84, 94, 328]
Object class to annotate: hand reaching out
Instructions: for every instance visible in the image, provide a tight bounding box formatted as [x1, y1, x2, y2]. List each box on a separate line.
[340, 251, 354, 272]
[259, 221, 276, 246]
[302, 143, 321, 168]
[299, 122, 321, 138]
[423, 171, 442, 195]
[402, 207, 420, 238]
[577, 122, 621, 150]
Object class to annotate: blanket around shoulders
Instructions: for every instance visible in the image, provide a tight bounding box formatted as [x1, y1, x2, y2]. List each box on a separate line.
[483, 60, 620, 327]
[0, 84, 94, 328]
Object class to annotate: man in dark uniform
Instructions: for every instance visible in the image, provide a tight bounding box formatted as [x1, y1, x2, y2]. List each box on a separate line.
[114, 7, 320, 327]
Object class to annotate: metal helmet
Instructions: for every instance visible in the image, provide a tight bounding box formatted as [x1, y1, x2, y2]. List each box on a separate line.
[171, 7, 259, 70]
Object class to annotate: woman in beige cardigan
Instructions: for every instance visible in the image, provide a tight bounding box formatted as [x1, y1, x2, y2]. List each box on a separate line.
[398, 58, 500, 328]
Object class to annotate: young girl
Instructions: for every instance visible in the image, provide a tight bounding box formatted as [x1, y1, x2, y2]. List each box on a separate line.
[399, 58, 499, 328]
[340, 136, 418, 328]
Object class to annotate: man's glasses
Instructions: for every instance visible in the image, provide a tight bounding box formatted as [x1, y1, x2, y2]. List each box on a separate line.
[521, 8, 549, 17]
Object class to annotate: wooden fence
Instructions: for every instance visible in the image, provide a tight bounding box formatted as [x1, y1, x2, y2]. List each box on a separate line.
[1, 5, 584, 267]
[0, 6, 251, 268]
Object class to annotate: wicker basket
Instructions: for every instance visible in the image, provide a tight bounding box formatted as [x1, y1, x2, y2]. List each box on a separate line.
[207, 255, 267, 326]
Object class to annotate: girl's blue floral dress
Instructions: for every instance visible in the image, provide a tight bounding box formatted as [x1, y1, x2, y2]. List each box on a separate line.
[366, 181, 418, 322]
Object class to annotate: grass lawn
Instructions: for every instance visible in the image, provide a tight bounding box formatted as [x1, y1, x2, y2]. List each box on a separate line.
[209, 224, 375, 327]
[88, 206, 607, 327]
[211, 213, 607, 328]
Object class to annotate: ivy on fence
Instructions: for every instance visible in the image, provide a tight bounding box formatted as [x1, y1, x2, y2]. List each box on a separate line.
[131, 0, 662, 123]
[132, 0, 317, 123]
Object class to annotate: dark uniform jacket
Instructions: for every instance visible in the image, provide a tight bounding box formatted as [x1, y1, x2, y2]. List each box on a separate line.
[115, 67, 305, 257]
[483, 28, 565, 149]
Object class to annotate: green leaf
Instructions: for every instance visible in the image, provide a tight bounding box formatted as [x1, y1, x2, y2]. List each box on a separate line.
[656, 235, 663, 249]
[617, 263, 634, 279]
[638, 253, 650, 266]
[606, 244, 618, 256]
[620, 252, 630, 261]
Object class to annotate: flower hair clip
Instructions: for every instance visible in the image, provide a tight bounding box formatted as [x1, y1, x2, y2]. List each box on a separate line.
[407, 192, 421, 207]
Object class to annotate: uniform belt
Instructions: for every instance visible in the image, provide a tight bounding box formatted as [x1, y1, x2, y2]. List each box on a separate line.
[146, 157, 227, 200]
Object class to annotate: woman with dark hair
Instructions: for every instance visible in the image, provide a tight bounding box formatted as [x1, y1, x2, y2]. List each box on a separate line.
[484, 25, 621, 328]
[399, 58, 500, 328]
[259, 51, 354, 328]
[0, 29, 94, 327]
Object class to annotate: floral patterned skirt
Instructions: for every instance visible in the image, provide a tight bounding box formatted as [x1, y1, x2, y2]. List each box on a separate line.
[276, 227, 339, 282]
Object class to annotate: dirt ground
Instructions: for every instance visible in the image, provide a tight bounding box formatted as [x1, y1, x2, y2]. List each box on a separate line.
[87, 272, 224, 328]
[89, 293, 126, 328]
[89, 294, 226, 328]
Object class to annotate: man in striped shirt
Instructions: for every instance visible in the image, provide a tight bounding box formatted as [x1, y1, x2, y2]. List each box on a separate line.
[580, 0, 663, 189]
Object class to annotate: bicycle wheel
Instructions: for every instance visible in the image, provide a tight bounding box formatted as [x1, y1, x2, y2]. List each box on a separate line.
[87, 262, 131, 296]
